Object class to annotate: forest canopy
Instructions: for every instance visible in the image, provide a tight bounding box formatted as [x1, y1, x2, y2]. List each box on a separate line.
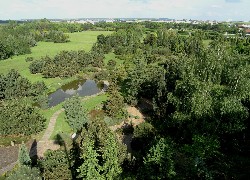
[2, 20, 250, 179]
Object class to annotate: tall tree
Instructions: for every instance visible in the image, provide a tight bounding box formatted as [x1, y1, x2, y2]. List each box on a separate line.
[141, 138, 176, 179]
[77, 135, 102, 180]
[77, 111, 126, 179]
[101, 133, 122, 179]
[63, 95, 88, 132]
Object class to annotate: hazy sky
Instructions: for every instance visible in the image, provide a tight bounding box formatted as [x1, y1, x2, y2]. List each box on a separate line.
[0, 0, 249, 21]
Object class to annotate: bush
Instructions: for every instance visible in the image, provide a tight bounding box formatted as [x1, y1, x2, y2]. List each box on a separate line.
[133, 122, 155, 139]
[131, 122, 155, 151]
[25, 57, 34, 62]
[44, 30, 69, 43]
[83, 66, 99, 73]
[28, 50, 105, 78]
[94, 70, 109, 81]
[104, 116, 124, 126]
[6, 166, 42, 180]
[38, 150, 72, 180]
[29, 60, 45, 74]
[0, 99, 46, 136]
[107, 59, 117, 70]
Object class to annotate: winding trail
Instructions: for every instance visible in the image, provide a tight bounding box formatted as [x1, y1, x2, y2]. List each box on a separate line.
[110, 106, 146, 153]
[29, 109, 64, 158]
[30, 91, 105, 158]
[0, 91, 105, 175]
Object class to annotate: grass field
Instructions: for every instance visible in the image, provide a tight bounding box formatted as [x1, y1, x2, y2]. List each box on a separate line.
[0, 31, 113, 92]
[49, 94, 108, 139]
[203, 40, 212, 47]
[104, 53, 124, 66]
[1, 31, 112, 143]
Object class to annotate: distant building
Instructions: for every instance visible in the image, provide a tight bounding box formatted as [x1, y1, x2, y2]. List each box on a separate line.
[105, 19, 114, 23]
[245, 29, 250, 35]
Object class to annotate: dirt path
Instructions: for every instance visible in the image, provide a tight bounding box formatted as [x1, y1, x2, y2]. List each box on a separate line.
[0, 92, 105, 175]
[29, 108, 64, 158]
[0, 161, 17, 176]
[109, 106, 145, 131]
[41, 109, 65, 142]
[109, 106, 145, 153]
[30, 92, 105, 158]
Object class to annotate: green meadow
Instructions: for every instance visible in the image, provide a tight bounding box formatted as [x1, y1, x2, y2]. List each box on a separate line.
[0, 31, 112, 91]
[1, 30, 115, 141]
[49, 94, 108, 139]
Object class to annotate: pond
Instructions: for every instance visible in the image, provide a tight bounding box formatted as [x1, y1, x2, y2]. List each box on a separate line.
[48, 79, 106, 107]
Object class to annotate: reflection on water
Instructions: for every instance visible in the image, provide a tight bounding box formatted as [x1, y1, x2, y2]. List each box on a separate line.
[48, 79, 102, 107]
[61, 79, 86, 91]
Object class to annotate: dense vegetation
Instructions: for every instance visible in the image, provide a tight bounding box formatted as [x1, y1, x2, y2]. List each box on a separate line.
[0, 70, 47, 136]
[2, 20, 250, 179]
[29, 50, 104, 77]
[88, 24, 250, 179]
[0, 20, 70, 60]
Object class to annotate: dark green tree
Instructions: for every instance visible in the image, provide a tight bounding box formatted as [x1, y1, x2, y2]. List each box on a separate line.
[39, 150, 72, 180]
[77, 135, 102, 180]
[0, 99, 46, 135]
[104, 83, 125, 119]
[77, 111, 126, 179]
[63, 95, 88, 132]
[141, 138, 176, 179]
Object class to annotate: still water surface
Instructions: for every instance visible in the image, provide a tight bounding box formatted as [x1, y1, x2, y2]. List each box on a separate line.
[48, 79, 103, 107]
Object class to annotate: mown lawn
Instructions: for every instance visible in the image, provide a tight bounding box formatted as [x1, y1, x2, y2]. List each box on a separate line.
[0, 31, 112, 92]
[203, 39, 212, 47]
[49, 94, 108, 139]
[104, 53, 124, 66]
[1, 30, 112, 141]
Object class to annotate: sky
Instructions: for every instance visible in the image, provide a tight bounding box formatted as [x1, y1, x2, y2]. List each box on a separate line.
[0, 0, 249, 21]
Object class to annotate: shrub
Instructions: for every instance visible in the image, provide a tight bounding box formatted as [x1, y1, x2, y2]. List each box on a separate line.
[25, 57, 34, 62]
[38, 150, 72, 180]
[0, 99, 46, 136]
[29, 60, 45, 74]
[94, 70, 109, 81]
[6, 166, 42, 180]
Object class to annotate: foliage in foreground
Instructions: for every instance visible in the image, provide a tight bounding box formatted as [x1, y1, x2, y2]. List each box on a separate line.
[77, 111, 126, 179]
[38, 150, 72, 180]
[6, 166, 42, 180]
[18, 143, 31, 167]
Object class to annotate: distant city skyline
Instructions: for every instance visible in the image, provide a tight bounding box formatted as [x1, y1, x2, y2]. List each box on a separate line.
[1, 0, 249, 21]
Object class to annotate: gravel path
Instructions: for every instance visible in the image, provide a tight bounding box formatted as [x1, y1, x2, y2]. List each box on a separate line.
[0, 161, 17, 175]
[0, 92, 106, 175]
[41, 109, 65, 142]
[29, 108, 64, 158]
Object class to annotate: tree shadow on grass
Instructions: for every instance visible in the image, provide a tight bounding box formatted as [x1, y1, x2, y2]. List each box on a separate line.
[29, 139, 37, 166]
[54, 133, 81, 179]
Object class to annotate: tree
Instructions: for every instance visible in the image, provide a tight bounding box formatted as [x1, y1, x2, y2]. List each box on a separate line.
[39, 150, 72, 180]
[77, 111, 126, 179]
[77, 135, 103, 180]
[63, 95, 88, 132]
[102, 133, 122, 179]
[141, 138, 176, 179]
[7, 166, 42, 180]
[18, 143, 31, 167]
[0, 99, 46, 136]
[104, 83, 125, 118]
